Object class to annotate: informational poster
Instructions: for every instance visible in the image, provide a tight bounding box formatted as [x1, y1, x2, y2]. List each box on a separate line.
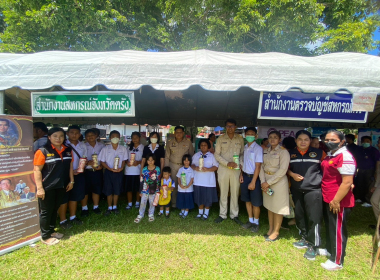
[257, 126, 304, 139]
[0, 115, 40, 256]
[258, 91, 368, 123]
[352, 93, 377, 112]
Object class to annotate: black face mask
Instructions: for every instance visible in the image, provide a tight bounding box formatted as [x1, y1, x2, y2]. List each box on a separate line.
[325, 141, 341, 151]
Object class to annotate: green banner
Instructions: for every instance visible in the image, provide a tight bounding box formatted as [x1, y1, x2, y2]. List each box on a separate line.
[32, 92, 135, 117]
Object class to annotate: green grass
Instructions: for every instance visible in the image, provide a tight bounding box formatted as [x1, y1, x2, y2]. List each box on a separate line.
[0, 199, 379, 280]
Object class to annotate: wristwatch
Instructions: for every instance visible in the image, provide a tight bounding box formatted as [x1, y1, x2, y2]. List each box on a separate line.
[70, 181, 75, 184]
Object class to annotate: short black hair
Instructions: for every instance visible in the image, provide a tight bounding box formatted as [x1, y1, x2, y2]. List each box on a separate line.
[109, 130, 120, 138]
[129, 131, 141, 150]
[225, 118, 237, 126]
[262, 138, 268, 142]
[182, 154, 192, 165]
[0, 119, 9, 126]
[320, 133, 327, 140]
[92, 128, 100, 136]
[208, 133, 215, 140]
[361, 135, 372, 142]
[268, 130, 281, 139]
[282, 136, 296, 150]
[84, 129, 96, 136]
[345, 134, 355, 141]
[162, 166, 171, 174]
[149, 132, 161, 144]
[245, 127, 257, 134]
[174, 126, 185, 132]
[0, 178, 11, 184]
[326, 130, 344, 141]
[33, 122, 48, 133]
[45, 127, 66, 148]
[145, 154, 157, 166]
[295, 130, 311, 140]
[198, 138, 211, 149]
[67, 125, 81, 132]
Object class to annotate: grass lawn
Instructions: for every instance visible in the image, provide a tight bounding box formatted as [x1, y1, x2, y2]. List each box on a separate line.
[0, 199, 379, 280]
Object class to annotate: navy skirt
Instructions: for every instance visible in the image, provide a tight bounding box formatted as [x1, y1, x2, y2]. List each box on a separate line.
[176, 192, 194, 210]
[193, 185, 218, 207]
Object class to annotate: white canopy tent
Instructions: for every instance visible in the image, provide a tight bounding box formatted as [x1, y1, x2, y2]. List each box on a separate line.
[0, 50, 380, 127]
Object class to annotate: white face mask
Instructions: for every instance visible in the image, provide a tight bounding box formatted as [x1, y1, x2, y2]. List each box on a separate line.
[150, 138, 158, 144]
[111, 138, 120, 144]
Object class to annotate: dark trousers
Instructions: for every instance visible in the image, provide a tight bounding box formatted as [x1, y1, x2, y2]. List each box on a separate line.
[291, 188, 323, 247]
[39, 188, 65, 240]
[323, 202, 351, 265]
[354, 169, 374, 202]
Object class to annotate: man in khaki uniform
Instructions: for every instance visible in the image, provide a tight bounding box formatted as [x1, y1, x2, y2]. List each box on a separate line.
[165, 126, 194, 207]
[214, 119, 244, 224]
[0, 178, 20, 209]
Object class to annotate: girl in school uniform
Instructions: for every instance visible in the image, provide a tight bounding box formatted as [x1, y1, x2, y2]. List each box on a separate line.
[191, 139, 219, 220]
[125, 132, 144, 210]
[134, 154, 160, 223]
[176, 154, 195, 218]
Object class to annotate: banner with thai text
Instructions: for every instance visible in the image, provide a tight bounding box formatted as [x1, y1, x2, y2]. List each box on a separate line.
[258, 91, 367, 123]
[0, 115, 40, 256]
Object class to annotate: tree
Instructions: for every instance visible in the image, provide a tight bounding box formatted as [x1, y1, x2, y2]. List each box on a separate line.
[0, 0, 379, 55]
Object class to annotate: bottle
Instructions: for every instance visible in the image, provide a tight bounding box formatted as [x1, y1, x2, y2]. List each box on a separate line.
[143, 181, 148, 192]
[77, 155, 87, 173]
[181, 172, 187, 186]
[266, 188, 274, 196]
[113, 155, 120, 170]
[92, 153, 98, 168]
[162, 185, 168, 198]
[153, 192, 160, 206]
[199, 156, 204, 171]
[233, 152, 240, 170]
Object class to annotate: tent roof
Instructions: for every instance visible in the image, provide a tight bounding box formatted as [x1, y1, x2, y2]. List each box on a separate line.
[1, 50, 380, 94]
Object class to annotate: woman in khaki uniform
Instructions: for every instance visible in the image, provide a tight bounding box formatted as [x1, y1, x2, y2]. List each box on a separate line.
[259, 130, 290, 242]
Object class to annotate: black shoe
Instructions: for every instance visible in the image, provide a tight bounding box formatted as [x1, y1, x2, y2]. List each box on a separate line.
[250, 223, 259, 233]
[59, 220, 72, 229]
[157, 212, 164, 217]
[232, 217, 243, 226]
[165, 213, 170, 219]
[214, 216, 226, 223]
[81, 209, 89, 217]
[104, 210, 112, 216]
[242, 221, 255, 229]
[195, 214, 202, 219]
[93, 207, 101, 215]
[125, 205, 132, 210]
[369, 224, 376, 230]
[304, 246, 317, 261]
[70, 217, 83, 225]
[201, 214, 209, 221]
[113, 209, 120, 215]
[265, 235, 280, 242]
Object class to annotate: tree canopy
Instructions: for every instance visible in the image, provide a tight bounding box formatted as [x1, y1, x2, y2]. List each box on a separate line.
[0, 0, 379, 55]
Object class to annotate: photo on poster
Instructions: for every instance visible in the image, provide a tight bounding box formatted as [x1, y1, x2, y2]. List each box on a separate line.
[0, 117, 21, 147]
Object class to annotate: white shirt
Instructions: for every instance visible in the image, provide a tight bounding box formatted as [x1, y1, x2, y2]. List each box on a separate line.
[192, 151, 219, 187]
[125, 144, 144, 175]
[148, 143, 158, 153]
[176, 167, 194, 193]
[66, 140, 87, 170]
[162, 177, 175, 189]
[98, 144, 128, 169]
[242, 142, 263, 174]
[85, 141, 105, 169]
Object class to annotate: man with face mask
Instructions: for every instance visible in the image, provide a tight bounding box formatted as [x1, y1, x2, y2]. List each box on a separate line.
[354, 136, 380, 207]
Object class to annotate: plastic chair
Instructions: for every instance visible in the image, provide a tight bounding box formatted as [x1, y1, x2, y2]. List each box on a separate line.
[372, 215, 380, 273]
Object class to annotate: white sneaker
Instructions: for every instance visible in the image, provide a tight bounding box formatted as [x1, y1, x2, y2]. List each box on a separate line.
[321, 260, 343, 271]
[362, 202, 372, 207]
[355, 199, 362, 203]
[317, 248, 331, 258]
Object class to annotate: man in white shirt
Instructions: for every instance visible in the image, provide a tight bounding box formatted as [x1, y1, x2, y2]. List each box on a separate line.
[33, 122, 48, 151]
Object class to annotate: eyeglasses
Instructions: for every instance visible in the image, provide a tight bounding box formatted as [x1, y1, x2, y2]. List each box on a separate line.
[226, 125, 236, 129]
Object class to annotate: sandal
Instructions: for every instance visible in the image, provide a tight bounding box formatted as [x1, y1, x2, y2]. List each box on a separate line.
[51, 232, 64, 239]
[41, 237, 60, 246]
[148, 215, 155, 222]
[134, 215, 143, 223]
[201, 214, 209, 221]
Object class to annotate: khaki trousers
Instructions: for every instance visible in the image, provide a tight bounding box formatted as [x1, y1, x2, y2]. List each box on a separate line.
[371, 186, 380, 221]
[169, 163, 182, 207]
[217, 166, 241, 219]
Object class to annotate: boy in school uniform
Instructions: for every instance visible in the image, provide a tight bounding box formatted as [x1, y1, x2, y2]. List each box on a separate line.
[158, 166, 175, 218]
[98, 130, 128, 215]
[58, 125, 87, 229]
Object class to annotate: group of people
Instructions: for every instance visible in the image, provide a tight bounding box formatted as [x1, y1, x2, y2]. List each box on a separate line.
[33, 119, 374, 272]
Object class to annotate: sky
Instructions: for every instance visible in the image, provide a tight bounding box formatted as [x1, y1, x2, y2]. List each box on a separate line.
[368, 28, 380, 56]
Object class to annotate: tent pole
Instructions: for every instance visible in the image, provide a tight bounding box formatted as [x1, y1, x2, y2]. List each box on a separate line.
[0, 91, 4, 115]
